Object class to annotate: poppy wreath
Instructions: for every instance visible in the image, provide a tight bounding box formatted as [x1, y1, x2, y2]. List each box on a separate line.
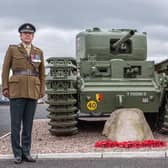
[95, 139, 167, 148]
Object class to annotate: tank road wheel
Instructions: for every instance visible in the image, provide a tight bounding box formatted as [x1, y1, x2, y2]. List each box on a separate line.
[47, 106, 78, 113]
[47, 113, 77, 120]
[46, 57, 79, 136]
[157, 91, 168, 134]
[48, 120, 78, 127]
[49, 127, 78, 136]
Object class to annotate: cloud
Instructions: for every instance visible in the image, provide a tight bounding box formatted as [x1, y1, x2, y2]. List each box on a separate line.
[34, 27, 79, 58]
[0, 0, 168, 28]
[0, 0, 168, 84]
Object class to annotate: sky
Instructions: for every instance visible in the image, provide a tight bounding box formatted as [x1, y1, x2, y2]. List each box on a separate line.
[0, 0, 168, 83]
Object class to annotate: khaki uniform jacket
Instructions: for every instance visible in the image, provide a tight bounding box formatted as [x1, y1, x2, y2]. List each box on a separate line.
[2, 44, 45, 100]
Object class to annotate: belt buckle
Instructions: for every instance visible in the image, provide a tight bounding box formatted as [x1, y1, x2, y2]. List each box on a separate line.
[27, 69, 31, 75]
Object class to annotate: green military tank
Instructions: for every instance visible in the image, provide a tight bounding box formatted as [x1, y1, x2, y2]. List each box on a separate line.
[46, 28, 168, 136]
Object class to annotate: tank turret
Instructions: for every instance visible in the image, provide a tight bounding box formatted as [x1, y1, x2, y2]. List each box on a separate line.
[76, 28, 147, 61]
[111, 30, 135, 52]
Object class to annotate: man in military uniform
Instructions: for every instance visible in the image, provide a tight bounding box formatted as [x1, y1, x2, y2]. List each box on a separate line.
[1, 23, 45, 164]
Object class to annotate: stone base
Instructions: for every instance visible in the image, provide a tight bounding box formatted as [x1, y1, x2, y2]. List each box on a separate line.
[102, 108, 154, 142]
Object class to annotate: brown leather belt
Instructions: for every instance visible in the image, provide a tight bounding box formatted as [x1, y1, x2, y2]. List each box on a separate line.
[13, 70, 38, 76]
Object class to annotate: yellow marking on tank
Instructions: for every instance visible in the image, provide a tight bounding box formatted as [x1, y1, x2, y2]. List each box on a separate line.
[87, 100, 97, 111]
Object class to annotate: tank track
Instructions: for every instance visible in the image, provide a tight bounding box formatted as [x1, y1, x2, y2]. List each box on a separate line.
[46, 57, 78, 136]
[157, 88, 168, 134]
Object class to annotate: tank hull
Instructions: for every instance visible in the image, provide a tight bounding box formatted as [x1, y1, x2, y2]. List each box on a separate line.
[80, 79, 160, 115]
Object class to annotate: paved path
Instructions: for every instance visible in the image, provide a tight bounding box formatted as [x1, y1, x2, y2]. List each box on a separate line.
[0, 158, 167, 168]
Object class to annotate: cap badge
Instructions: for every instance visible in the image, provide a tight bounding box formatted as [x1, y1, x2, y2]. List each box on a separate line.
[26, 25, 30, 29]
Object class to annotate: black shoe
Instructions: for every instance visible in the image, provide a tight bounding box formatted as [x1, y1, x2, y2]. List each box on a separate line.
[22, 155, 36, 162]
[14, 156, 22, 164]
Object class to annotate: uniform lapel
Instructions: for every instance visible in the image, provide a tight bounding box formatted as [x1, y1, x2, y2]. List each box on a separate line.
[17, 43, 27, 55]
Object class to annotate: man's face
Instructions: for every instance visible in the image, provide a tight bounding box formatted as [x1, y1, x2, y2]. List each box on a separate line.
[20, 32, 34, 44]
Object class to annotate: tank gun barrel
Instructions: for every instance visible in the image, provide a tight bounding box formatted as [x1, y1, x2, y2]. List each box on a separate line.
[112, 30, 135, 50]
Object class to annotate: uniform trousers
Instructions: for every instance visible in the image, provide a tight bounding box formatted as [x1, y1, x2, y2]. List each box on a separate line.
[10, 98, 37, 157]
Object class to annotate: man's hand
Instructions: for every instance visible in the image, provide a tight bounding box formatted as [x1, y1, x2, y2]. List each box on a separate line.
[39, 93, 44, 98]
[3, 89, 9, 98]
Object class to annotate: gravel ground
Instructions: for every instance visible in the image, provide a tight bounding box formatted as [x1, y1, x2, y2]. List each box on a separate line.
[0, 119, 168, 155]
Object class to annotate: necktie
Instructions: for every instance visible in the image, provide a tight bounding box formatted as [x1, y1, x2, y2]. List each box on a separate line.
[25, 46, 31, 56]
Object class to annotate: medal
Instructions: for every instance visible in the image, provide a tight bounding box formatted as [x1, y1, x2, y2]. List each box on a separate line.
[31, 54, 41, 62]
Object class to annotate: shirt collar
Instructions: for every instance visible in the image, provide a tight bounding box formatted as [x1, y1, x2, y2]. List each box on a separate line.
[22, 42, 32, 49]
